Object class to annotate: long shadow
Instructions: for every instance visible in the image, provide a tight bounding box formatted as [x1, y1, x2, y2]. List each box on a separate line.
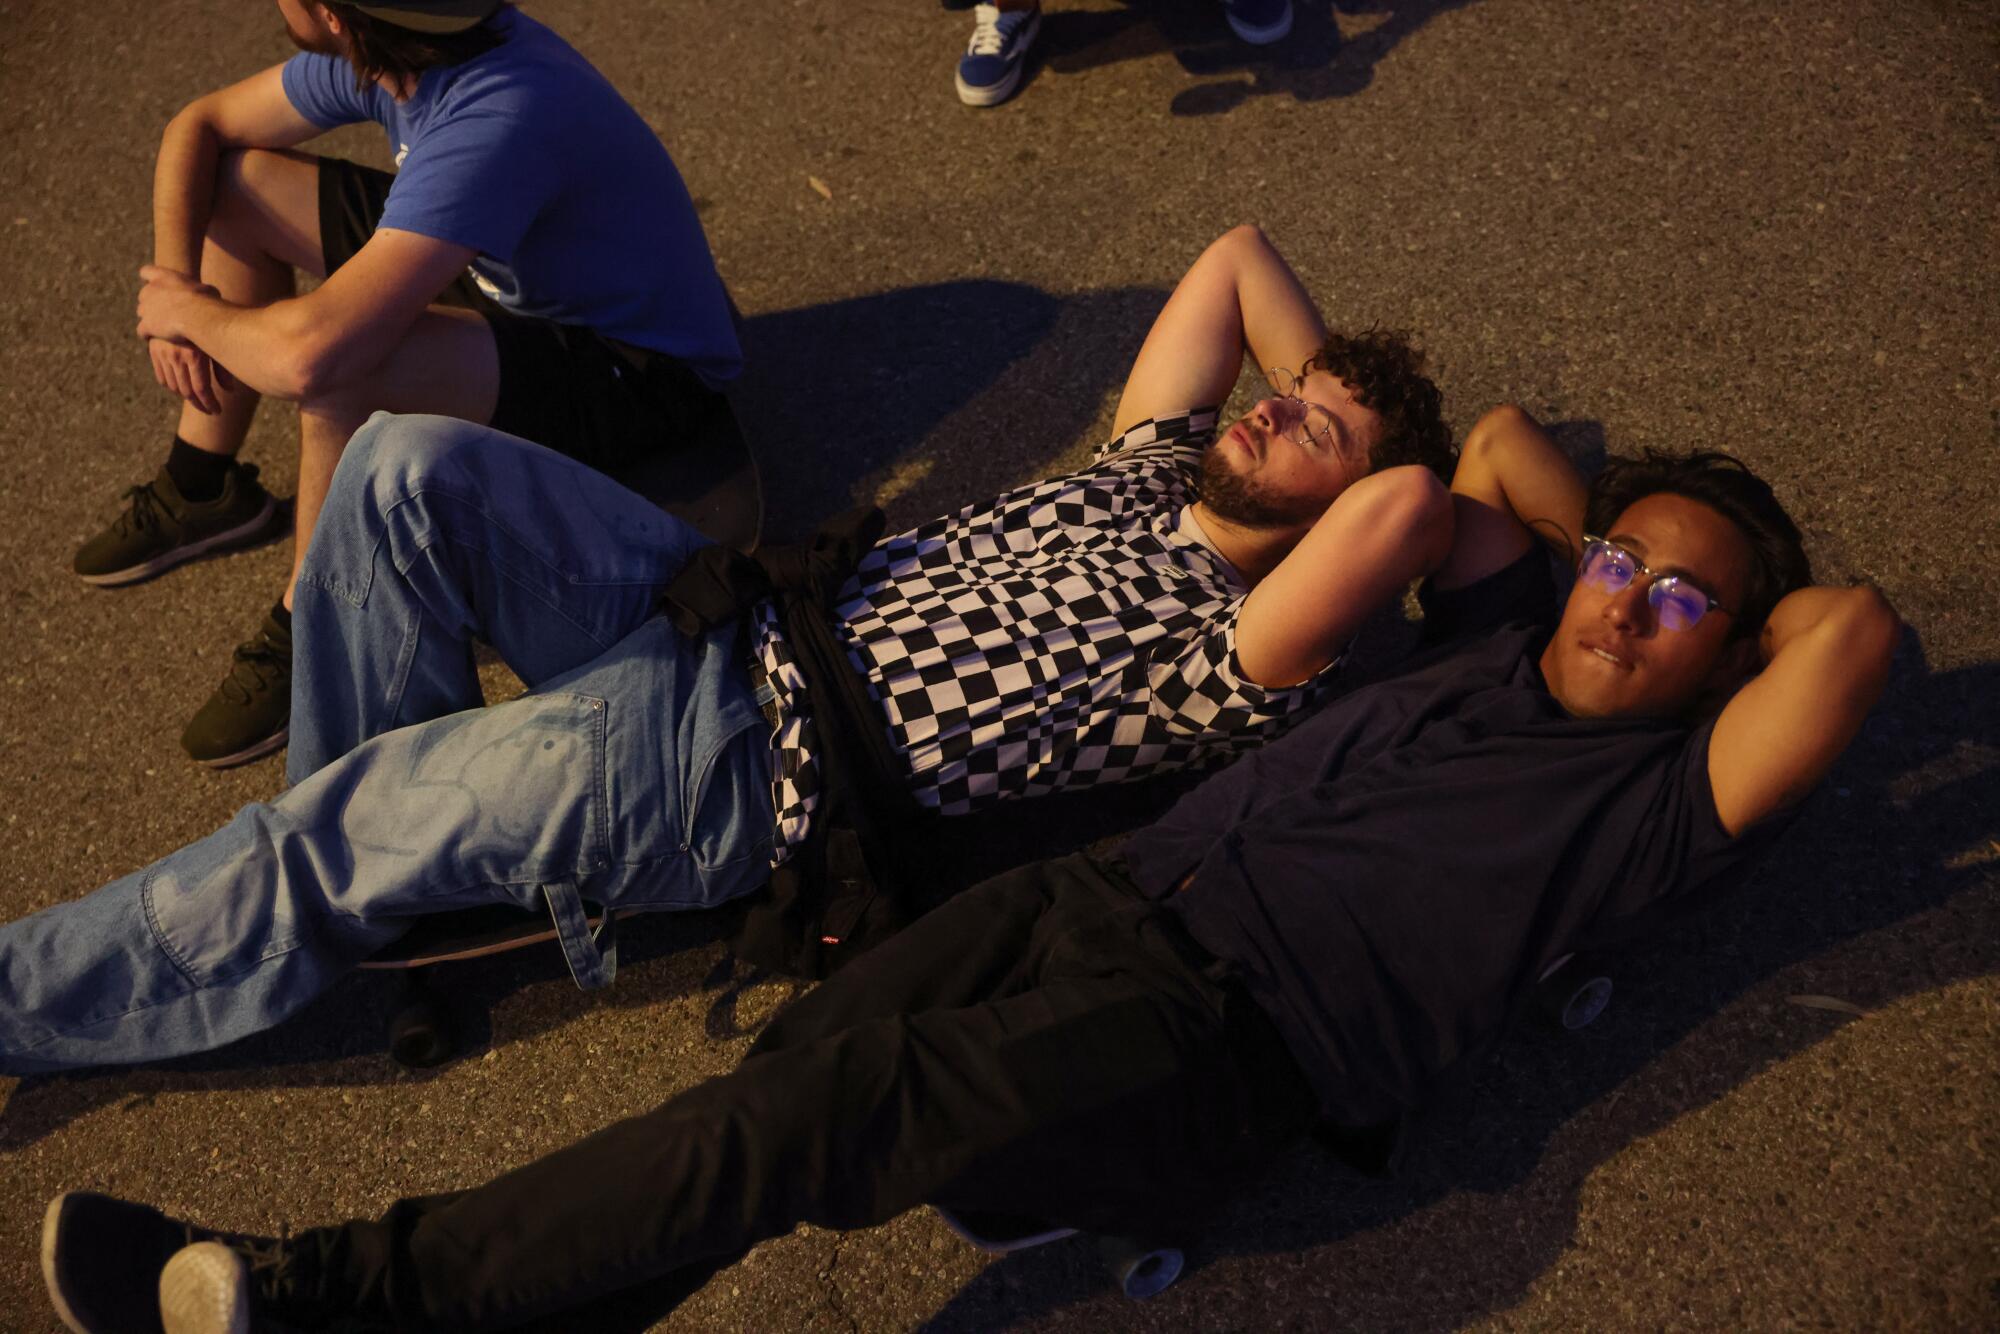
[918, 642, 2000, 1329]
[1025, 0, 1482, 117]
[0, 278, 1171, 1146]
[731, 280, 1169, 539]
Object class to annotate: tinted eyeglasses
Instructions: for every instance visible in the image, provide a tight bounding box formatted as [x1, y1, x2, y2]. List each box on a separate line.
[1578, 536, 1732, 632]
[1266, 366, 1343, 454]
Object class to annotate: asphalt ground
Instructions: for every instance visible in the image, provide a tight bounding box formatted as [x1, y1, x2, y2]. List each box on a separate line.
[1, 0, 1996, 1329]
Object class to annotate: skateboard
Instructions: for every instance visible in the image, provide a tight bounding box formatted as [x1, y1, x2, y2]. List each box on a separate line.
[935, 1208, 1186, 1300]
[357, 903, 609, 1068]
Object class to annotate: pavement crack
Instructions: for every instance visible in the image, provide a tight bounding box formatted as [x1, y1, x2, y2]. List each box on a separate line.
[820, 1231, 862, 1334]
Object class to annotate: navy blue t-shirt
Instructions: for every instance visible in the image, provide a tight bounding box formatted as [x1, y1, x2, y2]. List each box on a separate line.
[1123, 549, 1778, 1128]
[282, 7, 741, 385]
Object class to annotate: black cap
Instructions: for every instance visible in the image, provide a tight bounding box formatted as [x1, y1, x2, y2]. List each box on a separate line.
[350, 1, 504, 34]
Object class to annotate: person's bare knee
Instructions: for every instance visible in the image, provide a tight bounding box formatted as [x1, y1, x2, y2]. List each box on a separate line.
[205, 148, 323, 275]
[299, 386, 373, 448]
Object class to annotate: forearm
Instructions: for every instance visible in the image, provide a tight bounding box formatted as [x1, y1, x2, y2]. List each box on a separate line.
[153, 108, 224, 277]
[1237, 466, 1453, 685]
[1759, 585, 1901, 679]
[166, 290, 324, 399]
[1225, 226, 1329, 381]
[1455, 405, 1587, 553]
[1110, 224, 1329, 438]
[1707, 583, 1899, 833]
[1432, 404, 1586, 590]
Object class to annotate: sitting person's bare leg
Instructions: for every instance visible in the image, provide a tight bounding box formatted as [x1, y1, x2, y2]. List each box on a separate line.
[286, 305, 499, 607]
[163, 149, 313, 482]
[76, 146, 505, 770]
[73, 148, 320, 592]
[175, 299, 502, 768]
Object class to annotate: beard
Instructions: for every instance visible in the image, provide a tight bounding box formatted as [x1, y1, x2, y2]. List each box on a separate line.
[1195, 440, 1330, 530]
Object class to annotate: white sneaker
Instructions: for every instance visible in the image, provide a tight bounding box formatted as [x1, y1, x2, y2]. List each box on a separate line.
[159, 1242, 252, 1334]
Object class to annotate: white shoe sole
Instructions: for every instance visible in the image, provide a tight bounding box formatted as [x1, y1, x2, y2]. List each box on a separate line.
[191, 723, 290, 771]
[160, 1241, 251, 1334]
[956, 63, 1024, 106]
[1226, 2, 1293, 45]
[78, 495, 281, 588]
[41, 1196, 91, 1334]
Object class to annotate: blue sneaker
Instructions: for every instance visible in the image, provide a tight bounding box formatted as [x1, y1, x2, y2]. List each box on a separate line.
[956, 3, 1041, 107]
[1222, 0, 1293, 45]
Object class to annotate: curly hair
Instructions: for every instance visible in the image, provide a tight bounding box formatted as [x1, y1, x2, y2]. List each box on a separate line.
[1585, 449, 1812, 636]
[1306, 328, 1453, 481]
[323, 2, 509, 92]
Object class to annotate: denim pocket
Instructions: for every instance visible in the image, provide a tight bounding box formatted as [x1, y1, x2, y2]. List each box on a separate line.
[683, 718, 775, 883]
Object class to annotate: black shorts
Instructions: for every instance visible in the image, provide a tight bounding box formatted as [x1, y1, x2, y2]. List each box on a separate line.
[316, 155, 738, 476]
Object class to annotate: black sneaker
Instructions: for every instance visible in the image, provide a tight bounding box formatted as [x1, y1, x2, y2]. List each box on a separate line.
[73, 464, 284, 587]
[182, 611, 292, 768]
[41, 1192, 303, 1334]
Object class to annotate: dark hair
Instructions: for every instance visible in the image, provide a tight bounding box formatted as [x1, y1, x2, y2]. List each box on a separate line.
[1585, 449, 1812, 636]
[324, 2, 509, 91]
[1308, 328, 1453, 481]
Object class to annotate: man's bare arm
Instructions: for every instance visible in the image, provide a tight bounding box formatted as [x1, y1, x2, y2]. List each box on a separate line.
[1431, 404, 1588, 592]
[148, 65, 319, 411]
[1112, 225, 1328, 439]
[1234, 465, 1455, 687]
[137, 229, 477, 401]
[153, 66, 319, 284]
[1708, 586, 1900, 837]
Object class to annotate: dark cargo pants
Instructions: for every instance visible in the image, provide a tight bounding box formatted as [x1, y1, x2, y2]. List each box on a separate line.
[296, 853, 1318, 1329]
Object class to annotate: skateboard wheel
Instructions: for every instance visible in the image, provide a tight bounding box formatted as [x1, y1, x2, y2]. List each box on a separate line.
[1542, 972, 1613, 1031]
[1099, 1235, 1184, 1299]
[388, 993, 454, 1068]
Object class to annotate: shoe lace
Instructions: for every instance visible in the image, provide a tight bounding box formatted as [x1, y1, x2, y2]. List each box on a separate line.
[221, 631, 290, 705]
[118, 482, 165, 536]
[968, 5, 1025, 56]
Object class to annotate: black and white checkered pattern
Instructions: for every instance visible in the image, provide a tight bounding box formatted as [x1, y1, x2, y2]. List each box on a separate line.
[749, 601, 818, 860]
[753, 409, 1343, 863]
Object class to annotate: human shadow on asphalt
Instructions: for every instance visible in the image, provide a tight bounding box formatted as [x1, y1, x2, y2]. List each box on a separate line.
[1028, 0, 1483, 116]
[733, 280, 1170, 540]
[917, 643, 1999, 1331]
[0, 277, 1177, 1145]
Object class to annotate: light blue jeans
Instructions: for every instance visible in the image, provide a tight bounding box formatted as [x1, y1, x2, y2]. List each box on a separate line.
[0, 414, 773, 1073]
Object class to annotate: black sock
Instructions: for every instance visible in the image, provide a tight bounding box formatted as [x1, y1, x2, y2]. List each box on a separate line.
[269, 600, 293, 635]
[165, 436, 233, 503]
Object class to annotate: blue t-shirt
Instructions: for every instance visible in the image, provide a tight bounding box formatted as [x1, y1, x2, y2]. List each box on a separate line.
[282, 7, 740, 385]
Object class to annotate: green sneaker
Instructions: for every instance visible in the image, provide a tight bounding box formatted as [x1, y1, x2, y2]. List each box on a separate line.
[73, 463, 284, 587]
[182, 612, 292, 768]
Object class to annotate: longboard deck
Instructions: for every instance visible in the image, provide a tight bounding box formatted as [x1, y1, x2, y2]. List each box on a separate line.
[359, 905, 605, 971]
[934, 1208, 1079, 1254]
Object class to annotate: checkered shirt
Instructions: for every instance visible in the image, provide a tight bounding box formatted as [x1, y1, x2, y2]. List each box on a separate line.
[751, 408, 1345, 864]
